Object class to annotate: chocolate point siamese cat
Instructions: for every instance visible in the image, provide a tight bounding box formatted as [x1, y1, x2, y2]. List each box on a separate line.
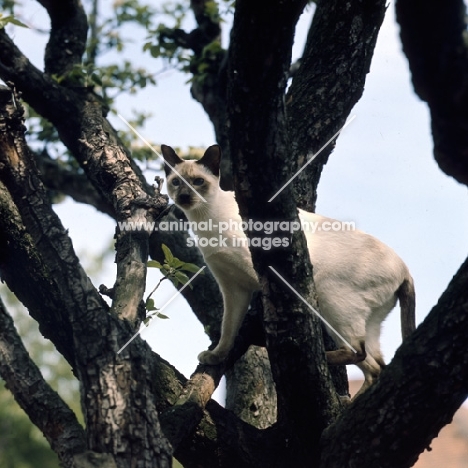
[161, 144, 415, 397]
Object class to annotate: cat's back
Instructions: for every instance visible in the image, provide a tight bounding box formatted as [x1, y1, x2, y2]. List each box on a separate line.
[299, 209, 409, 283]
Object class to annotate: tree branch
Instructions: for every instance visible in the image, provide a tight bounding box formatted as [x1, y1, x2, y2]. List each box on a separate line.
[0, 87, 95, 365]
[0, 178, 78, 364]
[0, 30, 160, 210]
[0, 88, 173, 467]
[156, 0, 221, 58]
[320, 254, 468, 467]
[180, 0, 230, 184]
[0, 79, 280, 467]
[227, 1, 342, 464]
[160, 364, 222, 448]
[159, 299, 265, 448]
[0, 297, 87, 466]
[0, 29, 75, 126]
[286, 0, 387, 210]
[36, 0, 88, 76]
[0, 20, 226, 334]
[175, 401, 288, 468]
[37, 151, 116, 217]
[225, 346, 278, 428]
[396, 0, 468, 186]
[0, 27, 176, 326]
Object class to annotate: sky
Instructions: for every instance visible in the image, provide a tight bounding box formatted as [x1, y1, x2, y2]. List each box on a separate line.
[4, 1, 468, 392]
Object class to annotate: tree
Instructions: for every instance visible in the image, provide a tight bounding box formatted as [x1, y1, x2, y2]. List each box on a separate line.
[0, 287, 88, 468]
[0, 0, 467, 467]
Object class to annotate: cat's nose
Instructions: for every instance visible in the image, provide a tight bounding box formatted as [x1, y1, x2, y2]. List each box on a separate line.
[178, 193, 191, 205]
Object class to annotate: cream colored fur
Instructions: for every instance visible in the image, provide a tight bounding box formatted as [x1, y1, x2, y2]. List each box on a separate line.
[161, 144, 416, 397]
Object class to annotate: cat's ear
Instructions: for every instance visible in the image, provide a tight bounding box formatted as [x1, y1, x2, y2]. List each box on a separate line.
[161, 145, 184, 175]
[197, 145, 221, 177]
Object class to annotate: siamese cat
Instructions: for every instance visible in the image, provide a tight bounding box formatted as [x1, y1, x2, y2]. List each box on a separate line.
[161, 144, 415, 397]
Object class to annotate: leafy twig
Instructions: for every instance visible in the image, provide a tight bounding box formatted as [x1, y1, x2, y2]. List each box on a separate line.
[144, 243, 203, 324]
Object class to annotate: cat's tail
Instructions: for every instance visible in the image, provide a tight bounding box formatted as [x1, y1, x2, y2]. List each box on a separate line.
[397, 275, 416, 340]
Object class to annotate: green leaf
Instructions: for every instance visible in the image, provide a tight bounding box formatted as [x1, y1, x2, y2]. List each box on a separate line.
[0, 14, 28, 29]
[149, 44, 161, 58]
[145, 298, 157, 311]
[168, 257, 185, 269]
[180, 262, 203, 274]
[174, 271, 190, 285]
[169, 276, 180, 287]
[147, 260, 163, 269]
[7, 17, 28, 28]
[161, 244, 174, 264]
[156, 313, 169, 320]
[90, 73, 102, 86]
[160, 267, 170, 277]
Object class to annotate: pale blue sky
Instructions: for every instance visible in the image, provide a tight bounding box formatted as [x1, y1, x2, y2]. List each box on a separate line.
[4, 2, 468, 388]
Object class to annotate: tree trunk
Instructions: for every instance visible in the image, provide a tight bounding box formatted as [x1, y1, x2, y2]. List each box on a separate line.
[287, 0, 387, 211]
[320, 255, 468, 467]
[0, 86, 173, 468]
[225, 346, 277, 429]
[1, 1, 467, 466]
[396, 0, 468, 185]
[227, 1, 342, 464]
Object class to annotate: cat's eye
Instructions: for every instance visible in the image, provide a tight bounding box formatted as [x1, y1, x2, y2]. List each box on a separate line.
[193, 178, 204, 186]
[171, 178, 181, 187]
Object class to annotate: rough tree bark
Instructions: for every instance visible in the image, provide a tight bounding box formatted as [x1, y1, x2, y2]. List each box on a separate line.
[0, 295, 86, 466]
[0, 85, 279, 467]
[320, 255, 468, 467]
[227, 1, 342, 465]
[396, 0, 468, 186]
[0, 0, 228, 351]
[0, 87, 173, 467]
[287, 0, 387, 212]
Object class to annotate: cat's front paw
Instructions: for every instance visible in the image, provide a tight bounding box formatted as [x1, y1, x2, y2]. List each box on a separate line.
[198, 349, 226, 365]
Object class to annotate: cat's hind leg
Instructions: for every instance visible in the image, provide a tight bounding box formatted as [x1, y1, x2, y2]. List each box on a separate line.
[325, 340, 366, 366]
[352, 303, 392, 398]
[354, 354, 384, 398]
[318, 299, 368, 366]
[326, 338, 382, 399]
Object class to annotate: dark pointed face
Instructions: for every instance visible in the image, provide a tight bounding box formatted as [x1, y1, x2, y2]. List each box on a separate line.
[161, 145, 222, 211]
[166, 165, 212, 210]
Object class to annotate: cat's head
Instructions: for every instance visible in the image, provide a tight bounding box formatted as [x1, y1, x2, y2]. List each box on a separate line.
[160, 144, 221, 212]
